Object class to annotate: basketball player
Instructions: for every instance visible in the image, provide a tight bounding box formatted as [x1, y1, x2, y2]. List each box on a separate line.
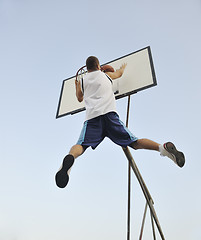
[55, 56, 185, 188]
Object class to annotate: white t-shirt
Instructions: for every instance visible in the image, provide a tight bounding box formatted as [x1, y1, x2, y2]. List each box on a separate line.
[81, 70, 117, 120]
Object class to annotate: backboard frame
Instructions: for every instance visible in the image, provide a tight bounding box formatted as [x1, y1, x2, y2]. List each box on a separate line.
[56, 46, 157, 119]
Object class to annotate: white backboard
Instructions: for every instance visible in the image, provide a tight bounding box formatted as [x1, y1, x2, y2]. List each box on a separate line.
[56, 46, 157, 118]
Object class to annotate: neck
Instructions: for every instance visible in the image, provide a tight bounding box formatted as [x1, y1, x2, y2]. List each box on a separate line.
[88, 69, 99, 73]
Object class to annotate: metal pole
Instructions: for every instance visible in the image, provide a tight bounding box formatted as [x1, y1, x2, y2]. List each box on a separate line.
[122, 147, 165, 240]
[150, 208, 156, 240]
[139, 203, 148, 240]
[123, 148, 153, 204]
[126, 95, 131, 127]
[127, 155, 131, 240]
[126, 96, 131, 240]
[123, 94, 165, 240]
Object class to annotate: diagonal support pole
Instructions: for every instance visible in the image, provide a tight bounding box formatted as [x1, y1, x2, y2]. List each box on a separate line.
[139, 202, 148, 240]
[150, 208, 157, 240]
[122, 147, 165, 240]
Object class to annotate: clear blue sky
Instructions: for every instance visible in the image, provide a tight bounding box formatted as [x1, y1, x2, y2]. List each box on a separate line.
[1, 0, 201, 239]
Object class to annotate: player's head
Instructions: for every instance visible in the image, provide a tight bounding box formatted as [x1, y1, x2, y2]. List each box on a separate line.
[86, 56, 100, 72]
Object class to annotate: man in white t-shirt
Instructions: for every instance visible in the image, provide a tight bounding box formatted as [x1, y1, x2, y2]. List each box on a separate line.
[55, 56, 185, 188]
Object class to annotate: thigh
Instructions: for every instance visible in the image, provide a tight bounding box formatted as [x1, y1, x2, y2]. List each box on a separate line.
[105, 112, 138, 148]
[77, 116, 106, 149]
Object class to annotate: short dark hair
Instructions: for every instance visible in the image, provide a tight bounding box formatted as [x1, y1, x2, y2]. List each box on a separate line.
[86, 56, 100, 71]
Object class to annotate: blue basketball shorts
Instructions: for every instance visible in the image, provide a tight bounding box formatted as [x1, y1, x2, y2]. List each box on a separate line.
[76, 112, 138, 149]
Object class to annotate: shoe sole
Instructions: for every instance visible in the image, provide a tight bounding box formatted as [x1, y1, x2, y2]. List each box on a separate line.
[55, 155, 74, 188]
[164, 142, 185, 167]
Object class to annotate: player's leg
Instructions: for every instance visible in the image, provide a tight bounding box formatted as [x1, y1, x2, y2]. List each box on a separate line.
[55, 116, 105, 188]
[69, 144, 85, 158]
[130, 139, 185, 168]
[105, 113, 185, 168]
[130, 138, 159, 151]
[55, 144, 85, 188]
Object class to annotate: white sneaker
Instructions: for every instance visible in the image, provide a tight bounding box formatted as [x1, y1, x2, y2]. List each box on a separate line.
[159, 142, 185, 168]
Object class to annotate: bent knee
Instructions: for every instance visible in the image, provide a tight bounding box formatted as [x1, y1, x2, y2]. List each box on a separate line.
[129, 140, 139, 150]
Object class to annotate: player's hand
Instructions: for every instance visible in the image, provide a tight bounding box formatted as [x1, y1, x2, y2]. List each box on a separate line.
[75, 79, 81, 88]
[120, 63, 127, 71]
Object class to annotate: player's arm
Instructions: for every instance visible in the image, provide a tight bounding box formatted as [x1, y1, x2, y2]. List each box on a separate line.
[75, 80, 83, 102]
[106, 63, 127, 80]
